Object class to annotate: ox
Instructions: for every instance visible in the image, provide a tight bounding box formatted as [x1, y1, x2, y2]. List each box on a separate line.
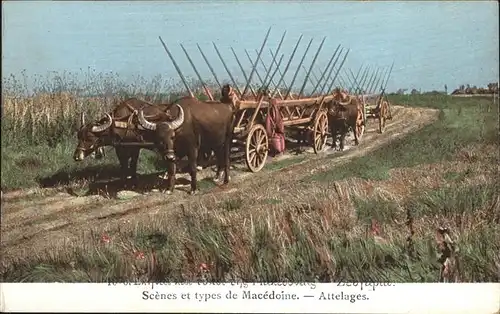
[73, 97, 172, 187]
[326, 89, 363, 151]
[136, 85, 238, 194]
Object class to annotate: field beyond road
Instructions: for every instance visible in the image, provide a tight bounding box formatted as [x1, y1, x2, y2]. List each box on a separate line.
[1, 93, 499, 283]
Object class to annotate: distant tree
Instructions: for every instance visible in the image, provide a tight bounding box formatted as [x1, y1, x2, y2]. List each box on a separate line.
[465, 85, 472, 94]
[425, 90, 444, 95]
[487, 82, 499, 94]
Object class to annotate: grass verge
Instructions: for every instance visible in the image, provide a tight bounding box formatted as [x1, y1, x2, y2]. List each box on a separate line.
[1, 179, 498, 282]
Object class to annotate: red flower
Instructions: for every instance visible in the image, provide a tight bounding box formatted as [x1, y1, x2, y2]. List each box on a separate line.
[101, 234, 111, 243]
[370, 219, 381, 236]
[199, 263, 209, 271]
[135, 251, 145, 260]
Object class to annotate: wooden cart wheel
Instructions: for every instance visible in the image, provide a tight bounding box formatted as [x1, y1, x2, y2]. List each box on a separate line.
[245, 124, 269, 173]
[356, 104, 365, 140]
[312, 110, 329, 154]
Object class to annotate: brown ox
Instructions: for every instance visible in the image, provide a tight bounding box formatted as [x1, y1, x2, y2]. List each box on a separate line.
[136, 86, 238, 195]
[192, 84, 239, 171]
[73, 98, 175, 187]
[326, 88, 363, 151]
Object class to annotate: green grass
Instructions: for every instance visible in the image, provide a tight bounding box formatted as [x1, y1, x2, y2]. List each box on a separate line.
[443, 170, 469, 182]
[306, 94, 498, 182]
[407, 181, 499, 220]
[353, 197, 401, 225]
[0, 142, 162, 190]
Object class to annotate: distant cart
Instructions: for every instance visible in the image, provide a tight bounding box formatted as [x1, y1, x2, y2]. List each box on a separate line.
[363, 93, 393, 134]
[341, 62, 395, 135]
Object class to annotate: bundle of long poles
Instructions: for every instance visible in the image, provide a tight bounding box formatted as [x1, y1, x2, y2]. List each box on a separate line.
[158, 28, 351, 102]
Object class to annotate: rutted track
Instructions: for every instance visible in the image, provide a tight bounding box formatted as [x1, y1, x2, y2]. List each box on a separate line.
[1, 105, 439, 262]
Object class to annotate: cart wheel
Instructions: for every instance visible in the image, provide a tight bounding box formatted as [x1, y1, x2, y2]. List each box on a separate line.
[379, 101, 388, 134]
[245, 124, 269, 173]
[356, 106, 365, 140]
[313, 110, 328, 154]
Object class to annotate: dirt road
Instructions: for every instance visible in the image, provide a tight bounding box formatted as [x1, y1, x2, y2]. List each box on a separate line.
[1, 105, 439, 262]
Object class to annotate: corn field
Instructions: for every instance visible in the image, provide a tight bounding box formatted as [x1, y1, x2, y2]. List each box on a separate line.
[1, 71, 220, 147]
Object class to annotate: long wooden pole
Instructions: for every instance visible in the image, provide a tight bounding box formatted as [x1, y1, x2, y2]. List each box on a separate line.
[298, 37, 327, 98]
[319, 47, 345, 94]
[159, 36, 194, 98]
[247, 50, 284, 99]
[242, 27, 272, 98]
[325, 49, 349, 94]
[310, 44, 341, 96]
[197, 43, 222, 89]
[260, 30, 286, 92]
[213, 42, 242, 96]
[271, 34, 304, 98]
[231, 47, 257, 99]
[180, 43, 214, 101]
[285, 37, 314, 99]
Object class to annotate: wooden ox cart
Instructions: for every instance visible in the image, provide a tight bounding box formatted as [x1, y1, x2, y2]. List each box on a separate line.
[102, 89, 335, 175]
[230, 92, 334, 172]
[340, 62, 395, 135]
[362, 93, 393, 134]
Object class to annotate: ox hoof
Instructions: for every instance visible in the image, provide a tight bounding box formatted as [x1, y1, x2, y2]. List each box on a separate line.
[164, 190, 172, 195]
[189, 190, 198, 195]
[196, 166, 203, 171]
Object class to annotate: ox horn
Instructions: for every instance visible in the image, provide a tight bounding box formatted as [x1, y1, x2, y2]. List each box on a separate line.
[138, 109, 158, 131]
[138, 104, 184, 131]
[91, 113, 113, 133]
[165, 104, 184, 130]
